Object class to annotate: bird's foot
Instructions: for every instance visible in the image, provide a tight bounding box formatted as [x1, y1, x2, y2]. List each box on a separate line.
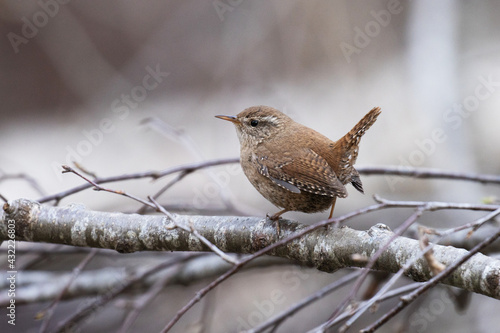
[267, 211, 287, 239]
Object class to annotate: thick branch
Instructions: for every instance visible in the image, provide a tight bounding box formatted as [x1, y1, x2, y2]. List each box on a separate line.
[2, 199, 500, 299]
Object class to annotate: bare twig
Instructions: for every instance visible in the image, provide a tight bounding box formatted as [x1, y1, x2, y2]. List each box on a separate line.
[141, 117, 239, 212]
[309, 282, 424, 331]
[73, 162, 98, 179]
[117, 264, 177, 333]
[61, 165, 152, 206]
[361, 225, 500, 333]
[38, 249, 98, 333]
[163, 195, 500, 332]
[249, 270, 362, 333]
[135, 170, 192, 214]
[325, 207, 500, 332]
[38, 163, 500, 205]
[357, 165, 500, 184]
[0, 256, 289, 306]
[54, 253, 201, 332]
[148, 196, 238, 265]
[161, 204, 385, 332]
[38, 157, 239, 204]
[62, 165, 238, 265]
[0, 171, 47, 196]
[3, 193, 500, 332]
[406, 219, 500, 253]
[325, 206, 427, 330]
[373, 194, 499, 212]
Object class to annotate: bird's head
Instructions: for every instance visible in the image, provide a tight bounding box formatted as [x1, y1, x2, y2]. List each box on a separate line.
[216, 106, 292, 147]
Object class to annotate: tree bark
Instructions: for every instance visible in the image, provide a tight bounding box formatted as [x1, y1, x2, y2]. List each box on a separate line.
[2, 199, 499, 299]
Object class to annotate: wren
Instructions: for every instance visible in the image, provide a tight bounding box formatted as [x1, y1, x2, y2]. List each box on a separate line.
[216, 106, 381, 220]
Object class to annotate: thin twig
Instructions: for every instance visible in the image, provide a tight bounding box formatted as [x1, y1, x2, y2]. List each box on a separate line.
[61, 165, 152, 206]
[373, 194, 499, 212]
[117, 263, 176, 333]
[161, 202, 387, 332]
[249, 270, 362, 333]
[360, 225, 500, 333]
[38, 249, 98, 333]
[38, 164, 500, 205]
[0, 171, 47, 196]
[63, 166, 234, 266]
[357, 165, 500, 184]
[148, 196, 238, 265]
[62, 165, 237, 265]
[325, 205, 500, 332]
[38, 158, 239, 204]
[73, 162, 98, 179]
[332, 241, 440, 333]
[142, 117, 239, 211]
[437, 206, 500, 235]
[325, 206, 427, 329]
[54, 253, 201, 332]
[340, 207, 500, 331]
[308, 282, 424, 332]
[135, 170, 192, 214]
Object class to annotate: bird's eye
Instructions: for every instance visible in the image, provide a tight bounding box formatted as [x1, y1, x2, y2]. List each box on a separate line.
[250, 119, 259, 127]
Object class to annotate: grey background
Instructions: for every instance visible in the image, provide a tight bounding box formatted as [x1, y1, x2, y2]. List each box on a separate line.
[1, 1, 499, 332]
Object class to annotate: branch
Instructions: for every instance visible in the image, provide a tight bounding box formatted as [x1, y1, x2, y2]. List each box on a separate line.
[2, 199, 500, 300]
[35, 161, 500, 206]
[407, 222, 500, 253]
[361, 223, 500, 332]
[37, 157, 240, 204]
[357, 165, 500, 184]
[0, 255, 289, 306]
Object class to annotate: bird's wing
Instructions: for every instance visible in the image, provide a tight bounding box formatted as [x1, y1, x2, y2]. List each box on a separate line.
[254, 148, 348, 198]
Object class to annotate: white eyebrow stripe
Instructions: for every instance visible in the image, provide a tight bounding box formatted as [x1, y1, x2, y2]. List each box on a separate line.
[261, 115, 279, 125]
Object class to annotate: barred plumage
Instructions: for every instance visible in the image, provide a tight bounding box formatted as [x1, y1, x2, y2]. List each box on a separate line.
[216, 106, 381, 220]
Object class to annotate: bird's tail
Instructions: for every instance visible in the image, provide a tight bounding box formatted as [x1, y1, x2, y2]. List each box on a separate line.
[333, 107, 381, 191]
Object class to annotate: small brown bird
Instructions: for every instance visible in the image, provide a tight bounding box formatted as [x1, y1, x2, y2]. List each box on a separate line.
[216, 106, 381, 220]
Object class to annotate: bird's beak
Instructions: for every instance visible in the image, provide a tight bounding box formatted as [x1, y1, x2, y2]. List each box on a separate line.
[215, 115, 241, 124]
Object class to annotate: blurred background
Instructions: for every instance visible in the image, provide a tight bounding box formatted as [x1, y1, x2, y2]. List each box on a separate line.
[1, 1, 500, 332]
